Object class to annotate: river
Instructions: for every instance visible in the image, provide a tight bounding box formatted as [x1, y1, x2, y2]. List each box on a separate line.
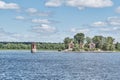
[0, 51, 120, 80]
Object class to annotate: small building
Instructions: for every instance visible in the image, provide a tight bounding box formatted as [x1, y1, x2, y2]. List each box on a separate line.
[89, 42, 95, 49]
[31, 42, 37, 53]
[68, 41, 74, 50]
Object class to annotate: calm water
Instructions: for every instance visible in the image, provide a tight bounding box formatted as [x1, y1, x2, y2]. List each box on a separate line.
[0, 51, 120, 80]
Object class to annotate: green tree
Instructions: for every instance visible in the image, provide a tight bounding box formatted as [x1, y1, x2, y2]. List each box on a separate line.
[72, 43, 80, 51]
[102, 37, 115, 51]
[64, 37, 73, 49]
[92, 36, 104, 49]
[106, 37, 115, 50]
[86, 37, 92, 44]
[115, 42, 120, 51]
[74, 33, 85, 44]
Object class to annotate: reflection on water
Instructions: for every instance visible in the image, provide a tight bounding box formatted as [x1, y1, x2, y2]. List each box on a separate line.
[0, 51, 120, 80]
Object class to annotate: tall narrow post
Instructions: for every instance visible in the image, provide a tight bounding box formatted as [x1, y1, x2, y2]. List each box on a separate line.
[31, 42, 37, 53]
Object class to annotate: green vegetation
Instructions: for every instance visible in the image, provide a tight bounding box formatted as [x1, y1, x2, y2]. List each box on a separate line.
[0, 32, 120, 52]
[74, 33, 85, 44]
[0, 42, 65, 50]
[64, 33, 120, 52]
[64, 37, 73, 49]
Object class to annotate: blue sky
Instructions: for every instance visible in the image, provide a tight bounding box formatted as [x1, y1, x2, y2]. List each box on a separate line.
[0, 0, 120, 42]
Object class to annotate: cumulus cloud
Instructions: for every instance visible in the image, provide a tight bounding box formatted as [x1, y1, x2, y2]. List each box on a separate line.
[66, 0, 113, 8]
[32, 19, 51, 24]
[100, 27, 120, 32]
[107, 17, 120, 26]
[0, 1, 19, 9]
[26, 8, 37, 14]
[83, 16, 120, 37]
[91, 16, 120, 27]
[45, 0, 63, 7]
[70, 28, 89, 33]
[15, 16, 25, 20]
[45, 0, 113, 9]
[0, 28, 60, 42]
[32, 24, 56, 34]
[0, 28, 37, 42]
[90, 17, 120, 33]
[26, 8, 52, 17]
[91, 21, 107, 27]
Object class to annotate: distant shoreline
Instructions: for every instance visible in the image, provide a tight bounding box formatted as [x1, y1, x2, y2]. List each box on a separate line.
[62, 51, 120, 53]
[0, 49, 119, 53]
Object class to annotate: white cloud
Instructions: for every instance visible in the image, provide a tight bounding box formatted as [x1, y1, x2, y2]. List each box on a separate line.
[32, 24, 56, 34]
[26, 8, 37, 14]
[100, 27, 120, 32]
[11, 33, 36, 42]
[107, 16, 120, 26]
[0, 28, 18, 41]
[0, 27, 58, 42]
[70, 28, 89, 33]
[15, 16, 25, 20]
[78, 7, 85, 10]
[0, 28, 37, 42]
[45, 0, 63, 7]
[0, 1, 19, 9]
[91, 16, 120, 27]
[32, 19, 51, 24]
[45, 0, 113, 9]
[26, 8, 52, 17]
[115, 6, 120, 13]
[66, 0, 113, 8]
[92, 21, 107, 27]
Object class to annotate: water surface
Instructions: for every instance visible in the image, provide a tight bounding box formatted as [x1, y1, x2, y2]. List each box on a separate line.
[0, 51, 120, 80]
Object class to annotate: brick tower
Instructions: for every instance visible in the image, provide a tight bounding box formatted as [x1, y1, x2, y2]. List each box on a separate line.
[31, 42, 37, 53]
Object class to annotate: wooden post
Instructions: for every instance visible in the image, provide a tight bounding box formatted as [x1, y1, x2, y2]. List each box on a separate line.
[31, 42, 37, 53]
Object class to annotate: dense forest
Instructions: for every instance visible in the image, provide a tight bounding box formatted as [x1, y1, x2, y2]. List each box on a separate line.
[0, 33, 120, 51]
[0, 42, 65, 50]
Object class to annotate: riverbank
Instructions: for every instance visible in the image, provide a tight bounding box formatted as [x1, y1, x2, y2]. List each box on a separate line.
[62, 51, 119, 53]
[0, 49, 119, 53]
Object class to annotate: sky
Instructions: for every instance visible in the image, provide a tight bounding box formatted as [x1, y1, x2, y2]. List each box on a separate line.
[0, 0, 120, 42]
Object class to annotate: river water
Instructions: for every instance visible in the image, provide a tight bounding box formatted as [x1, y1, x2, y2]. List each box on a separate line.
[0, 51, 120, 80]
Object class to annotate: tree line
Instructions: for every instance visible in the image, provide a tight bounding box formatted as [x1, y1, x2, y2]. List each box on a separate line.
[64, 33, 120, 51]
[0, 32, 120, 51]
[0, 42, 65, 50]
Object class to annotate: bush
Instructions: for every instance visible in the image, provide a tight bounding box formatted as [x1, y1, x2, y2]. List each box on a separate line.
[84, 48, 89, 51]
[72, 47, 80, 51]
